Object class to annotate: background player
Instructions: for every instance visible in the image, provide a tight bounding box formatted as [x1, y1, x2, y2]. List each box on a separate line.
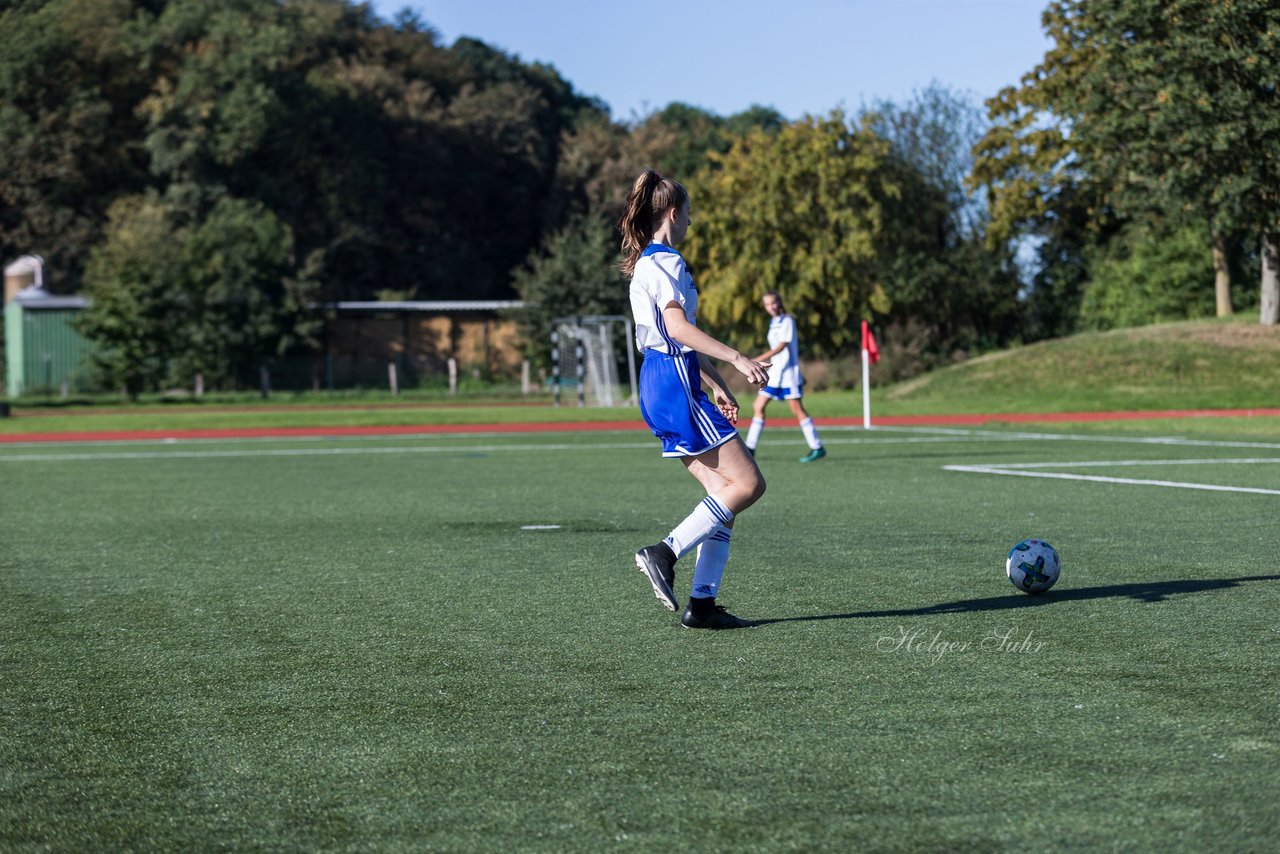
[743, 291, 826, 462]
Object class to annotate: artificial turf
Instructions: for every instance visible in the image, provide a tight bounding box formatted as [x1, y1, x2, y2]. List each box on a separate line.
[2, 423, 1278, 850]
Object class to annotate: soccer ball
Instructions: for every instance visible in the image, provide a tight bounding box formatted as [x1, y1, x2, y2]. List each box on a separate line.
[1006, 539, 1061, 594]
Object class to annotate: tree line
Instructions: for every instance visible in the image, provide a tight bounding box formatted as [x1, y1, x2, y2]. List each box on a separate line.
[972, 0, 1279, 334]
[1, 0, 1273, 396]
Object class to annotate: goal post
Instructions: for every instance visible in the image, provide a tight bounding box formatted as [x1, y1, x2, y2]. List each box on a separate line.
[550, 315, 638, 407]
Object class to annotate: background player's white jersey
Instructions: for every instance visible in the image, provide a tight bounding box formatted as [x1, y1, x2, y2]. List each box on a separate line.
[766, 313, 801, 389]
[630, 243, 696, 354]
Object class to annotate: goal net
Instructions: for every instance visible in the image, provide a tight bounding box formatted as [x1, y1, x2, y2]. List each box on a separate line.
[551, 315, 637, 407]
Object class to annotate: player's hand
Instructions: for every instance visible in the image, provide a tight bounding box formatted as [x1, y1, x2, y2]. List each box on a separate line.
[714, 389, 740, 423]
[733, 353, 770, 387]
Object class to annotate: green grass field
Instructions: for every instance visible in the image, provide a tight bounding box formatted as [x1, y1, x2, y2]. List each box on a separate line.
[3, 419, 1278, 850]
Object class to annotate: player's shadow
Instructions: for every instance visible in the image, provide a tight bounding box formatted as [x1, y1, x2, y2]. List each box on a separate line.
[751, 574, 1280, 625]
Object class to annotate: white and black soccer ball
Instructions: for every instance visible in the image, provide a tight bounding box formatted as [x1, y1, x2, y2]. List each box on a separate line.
[1006, 539, 1061, 594]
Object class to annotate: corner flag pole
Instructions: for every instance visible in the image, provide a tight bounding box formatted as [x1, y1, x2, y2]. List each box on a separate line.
[861, 321, 872, 429]
[860, 320, 879, 429]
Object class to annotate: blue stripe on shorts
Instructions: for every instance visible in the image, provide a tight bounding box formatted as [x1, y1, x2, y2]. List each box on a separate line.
[639, 350, 739, 458]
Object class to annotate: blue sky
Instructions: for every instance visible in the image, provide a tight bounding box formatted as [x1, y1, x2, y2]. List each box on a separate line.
[367, 0, 1053, 120]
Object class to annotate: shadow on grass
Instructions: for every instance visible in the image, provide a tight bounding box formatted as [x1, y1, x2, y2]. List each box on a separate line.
[753, 574, 1280, 626]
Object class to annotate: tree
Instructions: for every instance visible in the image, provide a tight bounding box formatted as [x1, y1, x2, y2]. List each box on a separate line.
[77, 195, 184, 398]
[1067, 0, 1280, 323]
[686, 110, 1022, 372]
[1078, 223, 1216, 330]
[684, 111, 900, 356]
[969, 3, 1122, 335]
[969, 3, 1115, 247]
[638, 102, 787, 179]
[0, 0, 153, 292]
[551, 102, 787, 227]
[175, 196, 301, 388]
[864, 82, 990, 241]
[510, 213, 623, 364]
[78, 192, 313, 395]
[863, 84, 1023, 357]
[973, 0, 1280, 325]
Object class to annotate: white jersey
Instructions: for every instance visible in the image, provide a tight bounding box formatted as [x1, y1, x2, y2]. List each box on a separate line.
[629, 242, 696, 354]
[766, 313, 801, 389]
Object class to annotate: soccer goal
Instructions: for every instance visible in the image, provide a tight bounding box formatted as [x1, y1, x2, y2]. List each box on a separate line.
[550, 315, 637, 407]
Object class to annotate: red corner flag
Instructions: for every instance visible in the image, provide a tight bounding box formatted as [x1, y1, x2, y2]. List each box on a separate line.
[862, 320, 880, 365]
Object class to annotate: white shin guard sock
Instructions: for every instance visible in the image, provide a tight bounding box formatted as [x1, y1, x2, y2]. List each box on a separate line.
[691, 525, 732, 599]
[664, 495, 735, 559]
[800, 417, 822, 450]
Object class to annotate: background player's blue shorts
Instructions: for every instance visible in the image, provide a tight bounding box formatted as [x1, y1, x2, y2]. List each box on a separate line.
[759, 383, 803, 401]
[639, 350, 738, 458]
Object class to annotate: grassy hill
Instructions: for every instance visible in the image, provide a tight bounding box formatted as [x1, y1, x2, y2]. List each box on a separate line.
[875, 316, 1280, 415]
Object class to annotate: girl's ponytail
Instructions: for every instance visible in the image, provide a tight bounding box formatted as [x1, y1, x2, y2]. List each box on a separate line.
[618, 169, 687, 276]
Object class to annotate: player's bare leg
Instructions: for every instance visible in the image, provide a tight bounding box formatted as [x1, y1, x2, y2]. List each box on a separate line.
[680, 437, 765, 515]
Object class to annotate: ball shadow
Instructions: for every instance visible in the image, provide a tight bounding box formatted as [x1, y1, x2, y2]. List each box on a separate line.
[751, 574, 1280, 626]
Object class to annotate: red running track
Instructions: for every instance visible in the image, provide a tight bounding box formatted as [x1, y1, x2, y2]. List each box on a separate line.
[1, 408, 1278, 444]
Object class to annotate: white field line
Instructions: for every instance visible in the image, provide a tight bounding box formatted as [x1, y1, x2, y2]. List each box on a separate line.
[974, 457, 1280, 469]
[945, 457, 1280, 496]
[873, 425, 1280, 450]
[0, 426, 994, 451]
[2, 423, 1277, 450]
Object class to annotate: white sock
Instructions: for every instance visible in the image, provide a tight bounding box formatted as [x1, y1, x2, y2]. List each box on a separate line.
[664, 495, 735, 559]
[745, 417, 764, 450]
[800, 417, 822, 450]
[691, 525, 731, 599]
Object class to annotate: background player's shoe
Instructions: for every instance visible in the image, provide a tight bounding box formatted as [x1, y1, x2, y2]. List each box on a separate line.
[635, 544, 678, 611]
[680, 604, 754, 629]
[799, 447, 826, 463]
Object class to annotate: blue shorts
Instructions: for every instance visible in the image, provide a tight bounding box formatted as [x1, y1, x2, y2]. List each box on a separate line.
[759, 384, 803, 401]
[639, 350, 738, 458]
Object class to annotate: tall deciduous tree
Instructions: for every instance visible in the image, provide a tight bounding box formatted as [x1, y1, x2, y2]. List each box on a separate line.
[970, 2, 1121, 336]
[688, 110, 1020, 370]
[974, 0, 1280, 325]
[0, 0, 152, 291]
[79, 192, 316, 394]
[77, 195, 184, 398]
[865, 82, 990, 242]
[1072, 0, 1279, 323]
[175, 196, 302, 388]
[510, 213, 623, 364]
[685, 111, 899, 356]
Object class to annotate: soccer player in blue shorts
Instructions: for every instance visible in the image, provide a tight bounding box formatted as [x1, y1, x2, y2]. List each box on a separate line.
[619, 169, 771, 630]
[744, 291, 827, 462]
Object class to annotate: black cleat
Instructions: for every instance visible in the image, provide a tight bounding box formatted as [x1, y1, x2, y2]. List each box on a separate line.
[635, 544, 678, 612]
[680, 604, 755, 630]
